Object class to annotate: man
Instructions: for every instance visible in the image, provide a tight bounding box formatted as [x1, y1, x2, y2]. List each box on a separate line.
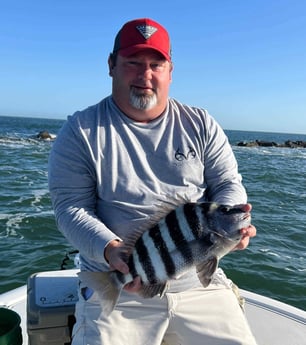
[49, 18, 257, 345]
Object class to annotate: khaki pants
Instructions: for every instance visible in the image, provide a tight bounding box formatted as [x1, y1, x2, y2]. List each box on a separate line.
[72, 279, 257, 345]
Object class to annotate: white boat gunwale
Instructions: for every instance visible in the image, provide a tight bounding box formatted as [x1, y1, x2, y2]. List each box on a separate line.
[0, 270, 305, 345]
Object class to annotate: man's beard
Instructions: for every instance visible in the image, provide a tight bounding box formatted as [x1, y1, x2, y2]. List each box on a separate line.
[129, 87, 157, 110]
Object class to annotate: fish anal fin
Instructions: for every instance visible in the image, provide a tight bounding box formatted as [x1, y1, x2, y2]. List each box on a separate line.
[138, 282, 168, 298]
[196, 257, 218, 288]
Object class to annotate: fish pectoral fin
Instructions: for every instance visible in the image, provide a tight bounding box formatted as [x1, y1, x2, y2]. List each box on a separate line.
[196, 257, 218, 288]
[78, 271, 122, 316]
[138, 282, 168, 298]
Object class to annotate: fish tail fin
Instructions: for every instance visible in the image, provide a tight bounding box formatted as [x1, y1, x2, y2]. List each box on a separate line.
[78, 271, 123, 316]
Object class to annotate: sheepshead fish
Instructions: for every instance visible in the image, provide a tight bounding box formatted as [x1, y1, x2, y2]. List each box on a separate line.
[79, 202, 251, 316]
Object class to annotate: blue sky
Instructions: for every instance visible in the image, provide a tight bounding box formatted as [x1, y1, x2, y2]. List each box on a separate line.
[1, 0, 305, 134]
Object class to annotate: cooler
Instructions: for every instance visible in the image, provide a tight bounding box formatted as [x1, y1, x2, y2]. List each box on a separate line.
[27, 269, 79, 345]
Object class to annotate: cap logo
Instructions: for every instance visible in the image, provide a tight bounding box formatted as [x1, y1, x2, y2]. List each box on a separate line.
[136, 24, 157, 39]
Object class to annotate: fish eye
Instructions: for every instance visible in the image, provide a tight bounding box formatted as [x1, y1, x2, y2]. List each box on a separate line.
[220, 206, 231, 213]
[220, 206, 243, 215]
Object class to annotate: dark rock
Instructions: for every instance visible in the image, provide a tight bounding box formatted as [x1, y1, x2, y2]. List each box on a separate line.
[236, 140, 306, 148]
[36, 131, 56, 140]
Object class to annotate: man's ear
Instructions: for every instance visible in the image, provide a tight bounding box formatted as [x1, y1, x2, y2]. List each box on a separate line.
[108, 54, 115, 76]
[169, 62, 174, 82]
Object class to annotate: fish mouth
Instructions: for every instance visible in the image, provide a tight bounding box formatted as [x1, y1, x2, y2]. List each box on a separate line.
[242, 212, 251, 222]
[211, 229, 240, 241]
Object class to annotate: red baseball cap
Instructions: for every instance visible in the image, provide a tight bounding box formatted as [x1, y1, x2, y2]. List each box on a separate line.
[112, 18, 171, 61]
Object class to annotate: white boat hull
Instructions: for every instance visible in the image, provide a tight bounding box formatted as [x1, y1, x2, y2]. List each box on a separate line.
[0, 270, 305, 345]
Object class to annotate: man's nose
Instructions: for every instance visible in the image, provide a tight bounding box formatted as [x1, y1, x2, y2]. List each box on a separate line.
[138, 64, 153, 80]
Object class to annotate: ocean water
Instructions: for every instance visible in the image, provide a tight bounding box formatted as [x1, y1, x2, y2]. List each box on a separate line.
[0, 115, 305, 311]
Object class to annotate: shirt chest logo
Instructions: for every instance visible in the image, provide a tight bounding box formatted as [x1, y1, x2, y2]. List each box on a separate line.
[175, 146, 196, 161]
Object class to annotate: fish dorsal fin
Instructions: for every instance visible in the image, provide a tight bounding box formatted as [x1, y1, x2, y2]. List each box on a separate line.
[122, 197, 185, 256]
[121, 228, 146, 257]
[121, 217, 157, 257]
[196, 257, 218, 288]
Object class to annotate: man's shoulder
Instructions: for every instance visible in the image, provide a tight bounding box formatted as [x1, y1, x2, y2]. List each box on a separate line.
[168, 98, 211, 121]
[66, 97, 115, 130]
[71, 96, 111, 119]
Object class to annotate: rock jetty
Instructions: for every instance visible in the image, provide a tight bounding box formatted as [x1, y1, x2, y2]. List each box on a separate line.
[236, 140, 306, 148]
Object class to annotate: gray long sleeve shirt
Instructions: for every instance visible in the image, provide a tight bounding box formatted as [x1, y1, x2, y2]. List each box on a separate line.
[48, 96, 247, 291]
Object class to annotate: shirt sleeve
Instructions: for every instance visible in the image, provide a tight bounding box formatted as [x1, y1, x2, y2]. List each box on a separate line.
[202, 112, 247, 205]
[48, 115, 120, 267]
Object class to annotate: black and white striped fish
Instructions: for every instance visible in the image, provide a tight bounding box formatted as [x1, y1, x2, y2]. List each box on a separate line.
[79, 202, 251, 316]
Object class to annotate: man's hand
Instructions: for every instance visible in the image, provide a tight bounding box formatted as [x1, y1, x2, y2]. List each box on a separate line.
[235, 224, 257, 250]
[124, 276, 142, 293]
[104, 239, 142, 293]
